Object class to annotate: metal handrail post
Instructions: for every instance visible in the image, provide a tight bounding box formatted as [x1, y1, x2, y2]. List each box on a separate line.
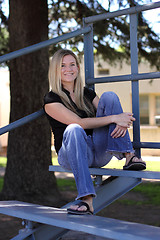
[130, 13, 141, 157]
[83, 21, 94, 89]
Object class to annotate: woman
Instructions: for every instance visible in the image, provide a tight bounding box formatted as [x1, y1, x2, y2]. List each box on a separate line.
[44, 49, 146, 215]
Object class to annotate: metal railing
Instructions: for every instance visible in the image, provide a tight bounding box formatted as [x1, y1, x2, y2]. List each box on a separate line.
[0, 2, 160, 156]
[0, 26, 92, 64]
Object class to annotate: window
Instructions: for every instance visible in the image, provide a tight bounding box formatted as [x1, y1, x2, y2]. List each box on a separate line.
[156, 96, 160, 115]
[139, 95, 149, 125]
[98, 68, 110, 75]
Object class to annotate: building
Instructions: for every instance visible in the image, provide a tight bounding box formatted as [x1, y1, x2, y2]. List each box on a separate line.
[0, 58, 160, 155]
[93, 58, 160, 155]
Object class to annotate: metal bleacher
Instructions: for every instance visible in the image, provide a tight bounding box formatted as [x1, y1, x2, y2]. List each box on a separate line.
[0, 2, 160, 240]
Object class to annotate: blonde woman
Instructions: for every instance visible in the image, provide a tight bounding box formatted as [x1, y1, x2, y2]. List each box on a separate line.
[44, 49, 146, 215]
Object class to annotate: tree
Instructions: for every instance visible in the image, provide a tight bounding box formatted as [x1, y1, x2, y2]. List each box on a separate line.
[48, 0, 160, 70]
[0, 0, 9, 66]
[0, 1, 159, 68]
[0, 0, 159, 203]
[0, 0, 60, 205]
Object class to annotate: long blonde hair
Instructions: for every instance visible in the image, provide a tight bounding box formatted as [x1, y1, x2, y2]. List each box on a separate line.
[48, 49, 95, 117]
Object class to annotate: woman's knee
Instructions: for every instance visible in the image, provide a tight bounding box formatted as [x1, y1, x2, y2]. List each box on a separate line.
[100, 91, 119, 102]
[65, 123, 83, 133]
[63, 124, 85, 141]
[97, 91, 122, 115]
[100, 91, 121, 108]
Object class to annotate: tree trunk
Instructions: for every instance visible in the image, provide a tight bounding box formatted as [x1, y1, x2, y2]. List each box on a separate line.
[0, 0, 61, 206]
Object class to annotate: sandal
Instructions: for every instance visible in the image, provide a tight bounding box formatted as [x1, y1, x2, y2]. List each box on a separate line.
[67, 201, 93, 215]
[123, 155, 146, 171]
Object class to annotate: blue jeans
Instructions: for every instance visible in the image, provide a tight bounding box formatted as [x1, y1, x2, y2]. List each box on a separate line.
[58, 92, 134, 200]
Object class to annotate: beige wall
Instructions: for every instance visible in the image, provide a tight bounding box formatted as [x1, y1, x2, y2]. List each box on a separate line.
[128, 127, 160, 156]
[93, 59, 160, 156]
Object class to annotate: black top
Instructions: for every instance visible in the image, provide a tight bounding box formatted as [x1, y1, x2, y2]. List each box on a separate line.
[43, 87, 96, 153]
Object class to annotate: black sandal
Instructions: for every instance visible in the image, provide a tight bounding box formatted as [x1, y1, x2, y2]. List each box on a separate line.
[67, 201, 93, 215]
[123, 155, 146, 171]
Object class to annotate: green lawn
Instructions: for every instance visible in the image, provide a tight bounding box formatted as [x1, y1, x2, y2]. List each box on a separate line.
[57, 178, 77, 191]
[0, 156, 160, 206]
[0, 157, 7, 168]
[0, 177, 3, 192]
[133, 182, 160, 205]
[1, 156, 160, 171]
[118, 182, 160, 206]
[52, 156, 160, 171]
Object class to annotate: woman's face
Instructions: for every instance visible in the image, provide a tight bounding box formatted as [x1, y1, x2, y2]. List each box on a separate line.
[61, 54, 79, 86]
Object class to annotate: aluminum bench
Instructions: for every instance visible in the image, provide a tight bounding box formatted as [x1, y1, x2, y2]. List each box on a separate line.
[50, 165, 160, 214]
[0, 167, 159, 240]
[0, 200, 160, 240]
[0, 167, 159, 239]
[49, 165, 160, 179]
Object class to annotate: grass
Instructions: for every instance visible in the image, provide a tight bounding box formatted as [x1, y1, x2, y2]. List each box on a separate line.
[0, 177, 3, 192]
[0, 175, 159, 206]
[133, 182, 160, 205]
[57, 178, 76, 191]
[0, 156, 160, 206]
[118, 182, 160, 206]
[0, 175, 77, 193]
[45, 156, 160, 207]
[0, 157, 7, 168]
[1, 156, 160, 171]
[53, 157, 160, 171]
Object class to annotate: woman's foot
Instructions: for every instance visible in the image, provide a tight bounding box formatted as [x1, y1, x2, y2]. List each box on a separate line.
[124, 153, 146, 171]
[67, 195, 94, 215]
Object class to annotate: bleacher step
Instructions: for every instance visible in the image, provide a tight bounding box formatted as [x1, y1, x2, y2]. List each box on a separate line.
[0, 201, 160, 240]
[49, 165, 160, 179]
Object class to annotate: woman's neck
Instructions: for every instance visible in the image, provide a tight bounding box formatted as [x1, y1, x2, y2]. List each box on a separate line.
[62, 83, 74, 95]
[62, 84, 75, 102]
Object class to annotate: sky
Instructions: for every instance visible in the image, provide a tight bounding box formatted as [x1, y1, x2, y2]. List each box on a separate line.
[99, 0, 160, 35]
[1, 0, 160, 35]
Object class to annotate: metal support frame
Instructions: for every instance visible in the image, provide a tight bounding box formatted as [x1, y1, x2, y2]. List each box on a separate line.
[86, 71, 160, 85]
[0, 109, 44, 136]
[0, 2, 160, 152]
[84, 1, 160, 24]
[2, 175, 141, 240]
[94, 176, 142, 214]
[0, 26, 92, 64]
[83, 22, 94, 89]
[0, 2, 160, 240]
[130, 13, 141, 158]
[1, 200, 159, 240]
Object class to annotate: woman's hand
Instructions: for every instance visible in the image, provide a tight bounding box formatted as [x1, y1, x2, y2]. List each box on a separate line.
[113, 112, 135, 128]
[111, 112, 135, 138]
[111, 125, 127, 138]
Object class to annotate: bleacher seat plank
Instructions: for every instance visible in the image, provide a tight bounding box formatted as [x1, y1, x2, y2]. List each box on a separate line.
[49, 165, 160, 179]
[0, 201, 160, 240]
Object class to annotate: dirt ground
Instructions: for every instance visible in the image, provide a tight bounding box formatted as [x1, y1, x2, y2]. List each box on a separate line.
[0, 188, 160, 240]
[0, 149, 159, 239]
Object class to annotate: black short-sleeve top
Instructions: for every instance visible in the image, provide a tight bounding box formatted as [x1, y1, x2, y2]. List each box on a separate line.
[43, 87, 96, 153]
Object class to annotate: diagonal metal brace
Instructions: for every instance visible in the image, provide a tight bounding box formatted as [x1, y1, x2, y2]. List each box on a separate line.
[93, 176, 141, 214]
[15, 176, 141, 240]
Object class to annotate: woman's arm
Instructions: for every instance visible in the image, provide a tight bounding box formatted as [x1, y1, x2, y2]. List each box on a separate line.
[92, 95, 99, 110]
[91, 95, 134, 138]
[45, 102, 114, 129]
[44, 98, 135, 131]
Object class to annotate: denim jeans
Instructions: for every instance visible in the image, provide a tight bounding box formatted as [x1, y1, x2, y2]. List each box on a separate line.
[58, 91, 134, 200]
